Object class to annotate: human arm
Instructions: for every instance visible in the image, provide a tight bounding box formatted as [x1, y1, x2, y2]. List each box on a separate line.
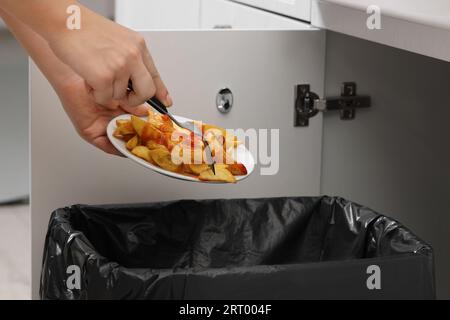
[0, 0, 172, 107]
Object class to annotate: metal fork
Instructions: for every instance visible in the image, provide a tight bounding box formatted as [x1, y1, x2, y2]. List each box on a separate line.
[128, 82, 216, 174]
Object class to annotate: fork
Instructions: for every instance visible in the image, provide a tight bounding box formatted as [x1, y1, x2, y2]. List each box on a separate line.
[127, 82, 216, 174]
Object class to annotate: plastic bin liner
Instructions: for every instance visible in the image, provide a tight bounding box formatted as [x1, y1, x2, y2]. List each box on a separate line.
[40, 196, 435, 300]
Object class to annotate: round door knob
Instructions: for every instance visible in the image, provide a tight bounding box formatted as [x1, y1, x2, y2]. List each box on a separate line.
[216, 88, 233, 114]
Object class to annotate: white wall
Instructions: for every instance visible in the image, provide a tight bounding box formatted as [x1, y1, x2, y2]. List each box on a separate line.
[79, 0, 115, 18]
[322, 31, 450, 299]
[0, 0, 114, 29]
[0, 31, 29, 203]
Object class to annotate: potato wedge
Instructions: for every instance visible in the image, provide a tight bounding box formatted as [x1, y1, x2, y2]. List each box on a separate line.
[182, 164, 194, 174]
[148, 111, 164, 128]
[199, 166, 236, 183]
[203, 124, 226, 137]
[118, 114, 243, 182]
[117, 121, 135, 135]
[149, 147, 181, 173]
[126, 135, 139, 151]
[131, 115, 147, 136]
[131, 146, 154, 164]
[225, 135, 241, 149]
[116, 119, 130, 127]
[122, 134, 135, 142]
[147, 140, 166, 150]
[113, 127, 123, 138]
[227, 163, 247, 176]
[159, 114, 175, 133]
[188, 164, 210, 175]
[141, 123, 165, 145]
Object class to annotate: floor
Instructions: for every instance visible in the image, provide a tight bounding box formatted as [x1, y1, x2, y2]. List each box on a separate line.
[0, 204, 31, 299]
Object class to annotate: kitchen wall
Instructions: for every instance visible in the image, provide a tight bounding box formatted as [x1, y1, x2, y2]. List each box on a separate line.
[0, 0, 114, 204]
[79, 0, 115, 18]
[322, 31, 450, 299]
[0, 0, 114, 299]
[0, 30, 29, 203]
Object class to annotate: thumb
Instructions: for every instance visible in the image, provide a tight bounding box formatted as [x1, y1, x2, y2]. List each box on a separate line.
[153, 75, 173, 107]
[121, 103, 150, 117]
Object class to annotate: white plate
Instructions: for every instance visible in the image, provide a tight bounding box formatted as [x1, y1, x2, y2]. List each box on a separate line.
[107, 114, 255, 183]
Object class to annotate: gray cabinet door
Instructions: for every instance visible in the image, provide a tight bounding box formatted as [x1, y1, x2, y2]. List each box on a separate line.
[30, 30, 325, 297]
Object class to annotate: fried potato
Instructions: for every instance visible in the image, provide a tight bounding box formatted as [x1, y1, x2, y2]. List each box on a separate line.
[131, 146, 154, 164]
[188, 164, 210, 175]
[117, 121, 135, 135]
[227, 163, 247, 176]
[117, 113, 242, 183]
[131, 115, 147, 136]
[203, 124, 226, 137]
[199, 166, 236, 183]
[141, 123, 165, 145]
[116, 119, 128, 125]
[126, 135, 139, 151]
[182, 164, 194, 174]
[113, 127, 123, 138]
[146, 140, 166, 150]
[189, 146, 205, 165]
[148, 111, 164, 128]
[225, 135, 241, 149]
[122, 134, 135, 142]
[159, 115, 175, 133]
[114, 120, 135, 138]
[149, 147, 181, 173]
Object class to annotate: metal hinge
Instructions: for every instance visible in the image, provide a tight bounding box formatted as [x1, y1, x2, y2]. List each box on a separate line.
[294, 82, 371, 127]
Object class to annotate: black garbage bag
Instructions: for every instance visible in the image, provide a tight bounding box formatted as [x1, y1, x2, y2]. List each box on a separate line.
[40, 196, 435, 300]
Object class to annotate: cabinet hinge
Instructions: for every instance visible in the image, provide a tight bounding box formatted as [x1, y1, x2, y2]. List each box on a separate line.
[294, 82, 371, 127]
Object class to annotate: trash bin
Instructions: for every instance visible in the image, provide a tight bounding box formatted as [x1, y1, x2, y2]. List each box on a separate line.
[40, 196, 435, 300]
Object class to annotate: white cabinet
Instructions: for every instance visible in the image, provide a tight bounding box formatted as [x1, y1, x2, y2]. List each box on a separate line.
[115, 0, 311, 30]
[201, 0, 266, 29]
[202, 0, 312, 29]
[116, 0, 201, 29]
[30, 29, 326, 298]
[311, 0, 450, 62]
[234, 0, 312, 21]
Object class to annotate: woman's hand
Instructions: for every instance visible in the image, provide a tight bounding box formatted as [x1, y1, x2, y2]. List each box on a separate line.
[48, 7, 172, 108]
[0, 0, 172, 108]
[0, 1, 172, 155]
[57, 73, 150, 155]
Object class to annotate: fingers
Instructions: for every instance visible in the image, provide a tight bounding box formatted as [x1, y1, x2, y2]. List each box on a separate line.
[113, 76, 130, 100]
[124, 58, 155, 107]
[121, 103, 150, 117]
[86, 36, 172, 109]
[142, 46, 173, 107]
[153, 75, 173, 107]
[91, 136, 124, 156]
[86, 80, 120, 111]
[90, 73, 114, 106]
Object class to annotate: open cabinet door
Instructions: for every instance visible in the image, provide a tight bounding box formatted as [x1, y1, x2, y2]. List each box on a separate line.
[30, 30, 325, 297]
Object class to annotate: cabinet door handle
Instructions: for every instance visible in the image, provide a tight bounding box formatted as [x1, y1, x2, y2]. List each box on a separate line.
[213, 24, 233, 29]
